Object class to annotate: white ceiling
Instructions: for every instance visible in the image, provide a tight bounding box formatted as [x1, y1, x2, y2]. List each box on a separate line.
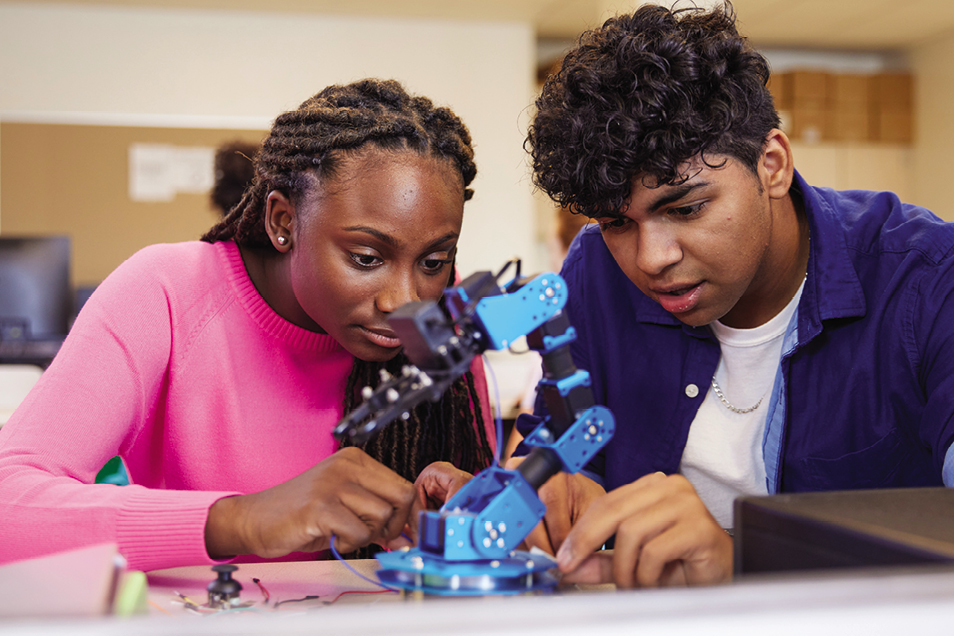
[30, 0, 954, 50]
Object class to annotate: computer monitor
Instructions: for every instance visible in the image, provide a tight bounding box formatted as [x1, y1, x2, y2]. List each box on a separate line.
[0, 235, 72, 341]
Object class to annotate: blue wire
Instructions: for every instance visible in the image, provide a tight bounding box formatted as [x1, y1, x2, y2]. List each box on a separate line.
[481, 353, 505, 467]
[329, 535, 399, 592]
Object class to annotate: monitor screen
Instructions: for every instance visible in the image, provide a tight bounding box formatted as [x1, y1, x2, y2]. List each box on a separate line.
[0, 236, 72, 341]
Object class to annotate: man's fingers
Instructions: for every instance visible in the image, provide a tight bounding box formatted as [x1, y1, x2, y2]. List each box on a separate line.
[538, 474, 573, 551]
[556, 472, 668, 572]
[566, 473, 606, 523]
[557, 473, 732, 588]
[633, 514, 731, 587]
[610, 513, 651, 588]
[560, 551, 614, 585]
[522, 519, 555, 556]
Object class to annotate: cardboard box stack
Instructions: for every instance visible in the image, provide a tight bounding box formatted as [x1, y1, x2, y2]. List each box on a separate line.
[872, 73, 913, 143]
[768, 70, 913, 144]
[830, 74, 871, 142]
[767, 71, 792, 135]
[790, 71, 829, 143]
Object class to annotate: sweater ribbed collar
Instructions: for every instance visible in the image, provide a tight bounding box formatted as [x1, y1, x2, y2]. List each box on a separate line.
[218, 240, 343, 353]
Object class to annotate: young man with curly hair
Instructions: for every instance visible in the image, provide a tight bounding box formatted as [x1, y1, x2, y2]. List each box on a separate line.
[524, 2, 954, 588]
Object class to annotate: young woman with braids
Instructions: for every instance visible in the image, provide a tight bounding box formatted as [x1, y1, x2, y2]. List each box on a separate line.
[0, 79, 495, 571]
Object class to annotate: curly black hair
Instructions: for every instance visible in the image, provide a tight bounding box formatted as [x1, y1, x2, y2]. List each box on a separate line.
[527, 1, 780, 219]
[201, 80, 493, 556]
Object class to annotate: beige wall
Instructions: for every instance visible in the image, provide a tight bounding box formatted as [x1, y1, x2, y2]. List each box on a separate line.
[910, 30, 954, 221]
[790, 143, 914, 203]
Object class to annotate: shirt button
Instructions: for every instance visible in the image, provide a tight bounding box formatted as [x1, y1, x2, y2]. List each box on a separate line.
[685, 384, 699, 398]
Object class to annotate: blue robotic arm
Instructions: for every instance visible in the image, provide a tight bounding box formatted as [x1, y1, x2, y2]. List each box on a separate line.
[333, 260, 615, 595]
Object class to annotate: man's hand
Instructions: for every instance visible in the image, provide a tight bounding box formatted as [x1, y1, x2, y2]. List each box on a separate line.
[204, 447, 419, 558]
[505, 456, 606, 556]
[555, 472, 732, 588]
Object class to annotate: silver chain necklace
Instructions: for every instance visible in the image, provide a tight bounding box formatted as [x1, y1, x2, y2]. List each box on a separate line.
[708, 263, 807, 417]
[710, 377, 764, 414]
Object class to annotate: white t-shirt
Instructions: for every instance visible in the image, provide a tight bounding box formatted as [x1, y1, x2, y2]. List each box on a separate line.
[679, 279, 805, 529]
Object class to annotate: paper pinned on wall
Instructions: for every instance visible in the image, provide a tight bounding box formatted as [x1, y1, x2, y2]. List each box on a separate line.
[128, 143, 215, 202]
[172, 147, 216, 194]
[129, 144, 175, 202]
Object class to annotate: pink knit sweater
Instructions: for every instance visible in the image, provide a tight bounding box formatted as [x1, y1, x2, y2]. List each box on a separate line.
[0, 241, 493, 571]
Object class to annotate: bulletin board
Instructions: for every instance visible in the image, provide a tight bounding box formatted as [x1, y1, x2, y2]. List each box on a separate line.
[0, 122, 266, 287]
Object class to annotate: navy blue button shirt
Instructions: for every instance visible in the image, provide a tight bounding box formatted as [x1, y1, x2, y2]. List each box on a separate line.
[553, 171, 954, 494]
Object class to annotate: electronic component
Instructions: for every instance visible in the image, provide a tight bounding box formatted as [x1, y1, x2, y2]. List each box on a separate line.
[207, 564, 243, 609]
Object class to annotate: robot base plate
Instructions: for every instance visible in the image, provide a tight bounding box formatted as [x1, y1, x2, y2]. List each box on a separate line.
[375, 548, 559, 597]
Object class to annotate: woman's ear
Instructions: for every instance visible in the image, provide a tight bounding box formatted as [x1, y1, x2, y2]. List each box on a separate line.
[760, 129, 795, 200]
[264, 191, 294, 252]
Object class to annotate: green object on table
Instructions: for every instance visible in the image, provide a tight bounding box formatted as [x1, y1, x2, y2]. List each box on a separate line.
[95, 456, 129, 485]
[113, 570, 148, 616]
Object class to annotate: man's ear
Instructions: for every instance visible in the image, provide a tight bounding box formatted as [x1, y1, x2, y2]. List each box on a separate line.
[760, 129, 795, 200]
[264, 191, 294, 252]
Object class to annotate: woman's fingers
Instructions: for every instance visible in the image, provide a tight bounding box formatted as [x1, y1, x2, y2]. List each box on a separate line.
[205, 447, 419, 559]
[415, 461, 473, 508]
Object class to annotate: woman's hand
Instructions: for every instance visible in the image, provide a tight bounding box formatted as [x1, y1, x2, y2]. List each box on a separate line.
[414, 461, 473, 509]
[555, 472, 733, 588]
[204, 447, 419, 558]
[378, 461, 474, 550]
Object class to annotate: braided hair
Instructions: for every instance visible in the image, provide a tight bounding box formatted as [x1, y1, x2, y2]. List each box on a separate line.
[203, 79, 477, 246]
[202, 79, 494, 513]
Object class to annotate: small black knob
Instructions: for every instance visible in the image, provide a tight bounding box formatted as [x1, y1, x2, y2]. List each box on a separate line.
[208, 564, 243, 608]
